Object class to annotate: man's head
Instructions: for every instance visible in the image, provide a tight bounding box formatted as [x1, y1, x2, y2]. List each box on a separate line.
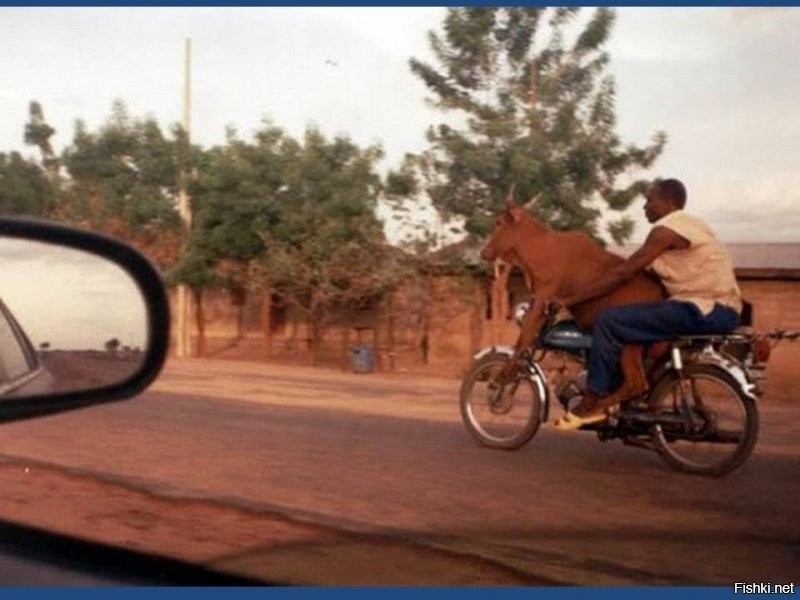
[644, 178, 686, 223]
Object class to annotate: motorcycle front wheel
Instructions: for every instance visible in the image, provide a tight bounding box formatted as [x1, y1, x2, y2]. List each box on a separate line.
[459, 353, 545, 450]
[648, 364, 759, 477]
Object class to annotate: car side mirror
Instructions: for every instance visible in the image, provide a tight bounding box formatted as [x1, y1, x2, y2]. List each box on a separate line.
[0, 217, 169, 424]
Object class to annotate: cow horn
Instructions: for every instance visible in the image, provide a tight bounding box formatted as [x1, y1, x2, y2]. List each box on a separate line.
[504, 182, 517, 209]
[522, 193, 541, 211]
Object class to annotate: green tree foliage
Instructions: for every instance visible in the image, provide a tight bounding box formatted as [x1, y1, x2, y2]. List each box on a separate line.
[252, 127, 404, 364]
[170, 124, 405, 361]
[185, 123, 289, 288]
[0, 151, 54, 216]
[0, 100, 58, 217]
[59, 100, 183, 268]
[170, 123, 291, 354]
[408, 7, 666, 244]
[24, 101, 59, 181]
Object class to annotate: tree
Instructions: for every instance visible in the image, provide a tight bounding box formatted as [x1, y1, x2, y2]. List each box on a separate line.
[189, 126, 287, 285]
[168, 243, 219, 356]
[252, 127, 403, 365]
[408, 7, 665, 245]
[173, 123, 292, 352]
[24, 101, 59, 182]
[383, 162, 479, 364]
[0, 151, 54, 216]
[59, 100, 184, 269]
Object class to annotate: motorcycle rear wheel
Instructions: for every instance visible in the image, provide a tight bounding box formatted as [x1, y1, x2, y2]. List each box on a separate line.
[459, 353, 544, 450]
[648, 364, 758, 477]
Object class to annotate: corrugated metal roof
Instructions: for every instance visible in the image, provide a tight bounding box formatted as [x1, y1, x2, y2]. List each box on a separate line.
[433, 239, 800, 279]
[728, 244, 800, 270]
[613, 243, 800, 270]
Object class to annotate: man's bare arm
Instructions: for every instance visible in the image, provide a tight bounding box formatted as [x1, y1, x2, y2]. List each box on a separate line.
[561, 226, 688, 307]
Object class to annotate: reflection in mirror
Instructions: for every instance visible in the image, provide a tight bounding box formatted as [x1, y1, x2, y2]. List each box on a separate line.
[0, 238, 147, 398]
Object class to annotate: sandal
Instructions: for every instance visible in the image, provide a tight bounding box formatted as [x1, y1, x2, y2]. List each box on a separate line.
[553, 410, 607, 431]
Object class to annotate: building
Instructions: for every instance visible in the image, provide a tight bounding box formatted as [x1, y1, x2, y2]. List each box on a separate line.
[171, 243, 800, 392]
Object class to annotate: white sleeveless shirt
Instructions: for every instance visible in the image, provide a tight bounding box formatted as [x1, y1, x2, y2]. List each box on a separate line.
[649, 210, 742, 316]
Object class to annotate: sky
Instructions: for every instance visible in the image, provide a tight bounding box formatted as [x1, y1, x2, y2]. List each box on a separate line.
[1, 7, 799, 245]
[0, 239, 147, 351]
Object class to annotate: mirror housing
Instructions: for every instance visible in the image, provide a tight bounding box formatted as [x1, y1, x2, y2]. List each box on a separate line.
[0, 217, 169, 424]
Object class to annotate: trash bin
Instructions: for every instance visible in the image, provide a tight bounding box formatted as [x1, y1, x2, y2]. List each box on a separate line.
[351, 344, 375, 374]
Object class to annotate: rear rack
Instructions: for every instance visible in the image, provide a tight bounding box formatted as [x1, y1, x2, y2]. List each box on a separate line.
[674, 329, 799, 345]
[671, 329, 797, 394]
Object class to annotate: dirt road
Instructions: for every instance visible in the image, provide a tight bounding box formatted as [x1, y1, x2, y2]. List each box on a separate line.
[0, 358, 796, 585]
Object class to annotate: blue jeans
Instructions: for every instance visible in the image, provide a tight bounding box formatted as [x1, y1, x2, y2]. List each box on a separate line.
[587, 300, 740, 396]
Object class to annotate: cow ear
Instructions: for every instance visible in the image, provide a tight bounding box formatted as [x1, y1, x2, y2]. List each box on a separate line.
[501, 206, 517, 224]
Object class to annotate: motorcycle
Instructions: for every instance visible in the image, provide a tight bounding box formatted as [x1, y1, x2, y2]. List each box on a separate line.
[459, 301, 798, 476]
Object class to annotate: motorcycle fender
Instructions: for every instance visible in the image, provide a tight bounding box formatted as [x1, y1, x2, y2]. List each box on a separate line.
[717, 362, 759, 401]
[473, 345, 515, 361]
[695, 354, 759, 401]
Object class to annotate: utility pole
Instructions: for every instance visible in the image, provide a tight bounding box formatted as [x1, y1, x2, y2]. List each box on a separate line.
[176, 38, 193, 358]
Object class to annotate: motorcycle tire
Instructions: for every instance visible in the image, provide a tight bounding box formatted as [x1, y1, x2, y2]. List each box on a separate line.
[459, 353, 545, 450]
[648, 363, 759, 477]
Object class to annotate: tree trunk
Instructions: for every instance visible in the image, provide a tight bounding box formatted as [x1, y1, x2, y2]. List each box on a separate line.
[308, 317, 320, 366]
[423, 274, 436, 365]
[192, 287, 206, 357]
[290, 313, 298, 351]
[385, 295, 396, 372]
[261, 289, 273, 358]
[470, 282, 483, 353]
[421, 317, 430, 366]
[307, 302, 321, 366]
[231, 284, 246, 341]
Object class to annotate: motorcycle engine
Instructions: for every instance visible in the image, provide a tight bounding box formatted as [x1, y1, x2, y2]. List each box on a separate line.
[546, 353, 588, 411]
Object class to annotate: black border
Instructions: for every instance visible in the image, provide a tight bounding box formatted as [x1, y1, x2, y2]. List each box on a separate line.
[0, 217, 171, 424]
[0, 515, 267, 585]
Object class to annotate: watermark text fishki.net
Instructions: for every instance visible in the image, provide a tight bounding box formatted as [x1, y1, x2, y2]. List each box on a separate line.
[735, 583, 796, 595]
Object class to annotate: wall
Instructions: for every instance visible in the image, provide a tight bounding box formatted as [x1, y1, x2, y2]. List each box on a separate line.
[167, 277, 800, 396]
[739, 279, 800, 402]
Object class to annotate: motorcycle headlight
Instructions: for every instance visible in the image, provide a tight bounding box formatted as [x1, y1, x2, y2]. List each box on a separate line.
[514, 302, 530, 327]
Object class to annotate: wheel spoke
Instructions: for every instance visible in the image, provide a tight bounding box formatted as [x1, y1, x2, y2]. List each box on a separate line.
[650, 366, 757, 476]
[460, 356, 543, 449]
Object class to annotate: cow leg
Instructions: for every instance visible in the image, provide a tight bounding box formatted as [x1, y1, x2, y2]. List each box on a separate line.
[595, 344, 649, 412]
[493, 296, 549, 386]
[557, 344, 649, 429]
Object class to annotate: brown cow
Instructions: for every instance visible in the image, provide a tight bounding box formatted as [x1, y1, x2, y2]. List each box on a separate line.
[481, 193, 666, 419]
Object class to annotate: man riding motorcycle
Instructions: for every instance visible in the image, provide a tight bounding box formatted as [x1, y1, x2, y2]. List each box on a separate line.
[554, 178, 742, 430]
